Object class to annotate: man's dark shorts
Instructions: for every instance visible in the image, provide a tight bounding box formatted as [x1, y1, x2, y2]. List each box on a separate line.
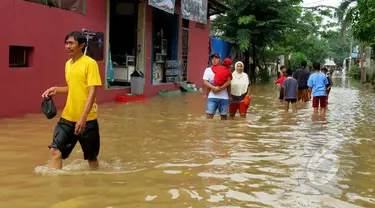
[285, 99, 297, 103]
[48, 118, 100, 160]
[279, 87, 284, 100]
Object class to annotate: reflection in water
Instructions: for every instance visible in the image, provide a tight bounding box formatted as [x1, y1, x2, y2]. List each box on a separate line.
[1, 78, 375, 207]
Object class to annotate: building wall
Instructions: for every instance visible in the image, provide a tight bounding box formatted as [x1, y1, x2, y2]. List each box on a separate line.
[0, 0, 210, 117]
[0, 0, 123, 117]
[186, 20, 210, 87]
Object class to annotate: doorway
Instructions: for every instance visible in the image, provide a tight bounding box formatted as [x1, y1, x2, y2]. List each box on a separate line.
[108, 0, 139, 87]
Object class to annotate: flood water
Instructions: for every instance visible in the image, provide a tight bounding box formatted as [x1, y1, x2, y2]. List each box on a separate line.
[1, 77, 375, 208]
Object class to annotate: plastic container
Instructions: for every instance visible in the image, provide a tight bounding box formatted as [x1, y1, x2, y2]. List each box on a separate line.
[244, 95, 251, 105]
[130, 70, 145, 95]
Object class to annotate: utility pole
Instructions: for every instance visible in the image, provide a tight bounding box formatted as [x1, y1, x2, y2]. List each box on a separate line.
[348, 35, 353, 76]
[360, 45, 365, 83]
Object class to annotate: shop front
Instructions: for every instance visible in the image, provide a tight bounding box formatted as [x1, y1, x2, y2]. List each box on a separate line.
[105, 0, 226, 94]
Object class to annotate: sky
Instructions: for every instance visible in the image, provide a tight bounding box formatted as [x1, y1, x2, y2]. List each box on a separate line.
[301, 0, 342, 7]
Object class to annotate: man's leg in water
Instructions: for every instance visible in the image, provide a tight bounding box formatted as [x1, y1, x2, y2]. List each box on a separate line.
[319, 96, 327, 116]
[49, 148, 63, 169]
[48, 118, 78, 169]
[291, 100, 297, 112]
[79, 119, 101, 170]
[219, 99, 229, 120]
[206, 98, 218, 119]
[284, 100, 289, 112]
[312, 96, 319, 114]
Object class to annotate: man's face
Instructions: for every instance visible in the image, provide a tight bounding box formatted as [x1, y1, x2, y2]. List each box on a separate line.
[65, 36, 84, 56]
[282, 67, 286, 73]
[211, 56, 220, 66]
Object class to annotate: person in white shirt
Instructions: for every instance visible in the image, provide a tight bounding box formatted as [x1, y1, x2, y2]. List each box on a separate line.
[203, 52, 231, 120]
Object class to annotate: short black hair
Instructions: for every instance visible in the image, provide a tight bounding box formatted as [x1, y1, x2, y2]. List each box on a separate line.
[321, 67, 328, 72]
[280, 65, 286, 70]
[301, 60, 307, 67]
[313, 62, 320, 70]
[64, 31, 87, 46]
[286, 68, 293, 76]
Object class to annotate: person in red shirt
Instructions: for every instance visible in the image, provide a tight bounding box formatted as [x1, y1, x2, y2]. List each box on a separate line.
[275, 65, 287, 101]
[206, 58, 233, 97]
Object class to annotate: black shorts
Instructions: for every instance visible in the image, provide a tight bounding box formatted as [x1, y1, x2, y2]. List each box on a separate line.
[48, 118, 100, 160]
[279, 87, 284, 100]
[285, 99, 297, 103]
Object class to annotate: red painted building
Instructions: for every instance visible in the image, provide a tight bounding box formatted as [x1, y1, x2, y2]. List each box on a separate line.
[0, 0, 226, 117]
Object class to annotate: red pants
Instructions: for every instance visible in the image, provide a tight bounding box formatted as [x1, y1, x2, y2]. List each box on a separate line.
[229, 102, 248, 115]
[312, 96, 327, 108]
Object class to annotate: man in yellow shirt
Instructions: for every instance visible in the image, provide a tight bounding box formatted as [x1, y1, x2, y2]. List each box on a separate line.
[42, 31, 102, 170]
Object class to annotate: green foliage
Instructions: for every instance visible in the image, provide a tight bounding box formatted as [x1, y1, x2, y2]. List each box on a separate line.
[349, 66, 361, 80]
[352, 0, 375, 44]
[258, 68, 271, 82]
[290, 52, 311, 70]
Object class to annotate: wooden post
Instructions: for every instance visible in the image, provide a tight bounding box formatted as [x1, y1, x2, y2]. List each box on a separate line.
[360, 46, 365, 83]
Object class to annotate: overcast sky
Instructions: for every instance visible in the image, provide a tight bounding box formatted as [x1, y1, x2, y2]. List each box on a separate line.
[302, 0, 341, 7]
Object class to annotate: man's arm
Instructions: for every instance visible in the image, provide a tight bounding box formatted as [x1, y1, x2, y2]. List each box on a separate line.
[80, 86, 97, 120]
[204, 80, 218, 90]
[219, 78, 231, 90]
[56, 86, 68, 93]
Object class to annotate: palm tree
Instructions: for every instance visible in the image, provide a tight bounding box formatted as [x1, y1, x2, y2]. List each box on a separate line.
[335, 0, 359, 78]
[335, 0, 358, 36]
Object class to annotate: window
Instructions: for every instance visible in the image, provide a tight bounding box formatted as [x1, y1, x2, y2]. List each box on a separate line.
[9, 46, 34, 68]
[24, 0, 86, 14]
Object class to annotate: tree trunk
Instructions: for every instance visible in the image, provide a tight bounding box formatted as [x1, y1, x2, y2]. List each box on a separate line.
[250, 43, 256, 82]
[244, 50, 250, 76]
[360, 46, 365, 83]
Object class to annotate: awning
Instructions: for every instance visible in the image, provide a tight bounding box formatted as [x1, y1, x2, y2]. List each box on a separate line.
[208, 0, 229, 16]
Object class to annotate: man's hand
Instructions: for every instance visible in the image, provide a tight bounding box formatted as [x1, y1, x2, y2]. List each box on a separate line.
[42, 87, 57, 98]
[75, 117, 86, 135]
[212, 86, 221, 93]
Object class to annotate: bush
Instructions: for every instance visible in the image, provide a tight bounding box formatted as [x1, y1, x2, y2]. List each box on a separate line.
[258, 68, 271, 82]
[349, 66, 361, 80]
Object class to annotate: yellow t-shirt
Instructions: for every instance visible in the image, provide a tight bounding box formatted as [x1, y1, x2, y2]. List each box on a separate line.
[61, 55, 102, 122]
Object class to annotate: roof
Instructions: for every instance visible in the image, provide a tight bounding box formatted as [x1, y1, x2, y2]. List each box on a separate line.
[208, 0, 229, 16]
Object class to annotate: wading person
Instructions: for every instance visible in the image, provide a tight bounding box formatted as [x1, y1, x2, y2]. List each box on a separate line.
[203, 52, 231, 120]
[321, 67, 333, 105]
[229, 61, 251, 118]
[293, 60, 310, 102]
[307, 62, 329, 115]
[42, 31, 102, 169]
[283, 68, 298, 112]
[275, 65, 287, 101]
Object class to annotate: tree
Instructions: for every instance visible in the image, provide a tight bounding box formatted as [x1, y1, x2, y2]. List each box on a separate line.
[211, 0, 302, 81]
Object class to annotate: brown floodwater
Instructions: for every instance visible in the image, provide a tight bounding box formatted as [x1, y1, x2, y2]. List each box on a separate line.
[1, 77, 375, 208]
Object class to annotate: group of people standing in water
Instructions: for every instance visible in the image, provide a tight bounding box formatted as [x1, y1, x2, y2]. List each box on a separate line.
[203, 52, 251, 120]
[275, 60, 333, 115]
[203, 53, 333, 119]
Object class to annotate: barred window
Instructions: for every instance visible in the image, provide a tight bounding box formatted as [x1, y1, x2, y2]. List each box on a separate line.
[9, 46, 34, 68]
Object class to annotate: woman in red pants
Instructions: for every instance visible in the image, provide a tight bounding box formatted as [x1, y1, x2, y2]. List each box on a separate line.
[229, 61, 251, 118]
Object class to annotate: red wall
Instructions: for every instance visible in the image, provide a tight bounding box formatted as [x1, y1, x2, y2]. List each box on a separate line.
[0, 0, 210, 117]
[0, 0, 124, 117]
[186, 20, 210, 88]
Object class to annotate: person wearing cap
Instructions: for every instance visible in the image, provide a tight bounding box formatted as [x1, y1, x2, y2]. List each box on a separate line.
[203, 52, 231, 120]
[206, 58, 233, 97]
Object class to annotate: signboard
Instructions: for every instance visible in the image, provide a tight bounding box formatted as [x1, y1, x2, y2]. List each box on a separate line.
[25, 0, 85, 14]
[82, 29, 104, 61]
[148, 0, 175, 14]
[181, 0, 208, 24]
